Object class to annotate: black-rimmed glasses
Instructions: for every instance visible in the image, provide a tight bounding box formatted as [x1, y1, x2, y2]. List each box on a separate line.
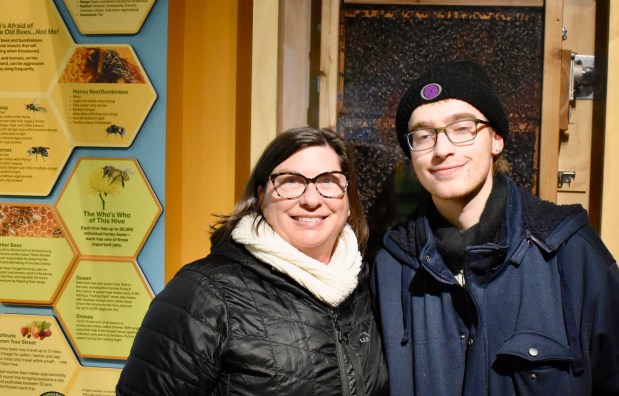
[269, 171, 349, 199]
[406, 119, 492, 151]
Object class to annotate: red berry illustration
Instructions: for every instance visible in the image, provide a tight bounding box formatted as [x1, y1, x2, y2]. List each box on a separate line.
[18, 320, 53, 341]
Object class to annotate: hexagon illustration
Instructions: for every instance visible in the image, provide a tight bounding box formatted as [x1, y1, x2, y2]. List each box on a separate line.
[0, 204, 77, 305]
[0, 314, 79, 396]
[0, 96, 74, 196]
[65, 366, 122, 395]
[63, 0, 156, 35]
[0, 0, 74, 92]
[50, 44, 157, 147]
[55, 157, 162, 258]
[54, 258, 154, 359]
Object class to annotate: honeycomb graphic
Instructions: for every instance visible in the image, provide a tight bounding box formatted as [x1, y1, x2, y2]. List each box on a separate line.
[0, 205, 64, 238]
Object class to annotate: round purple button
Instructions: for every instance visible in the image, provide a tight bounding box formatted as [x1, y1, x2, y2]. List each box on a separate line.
[420, 83, 442, 100]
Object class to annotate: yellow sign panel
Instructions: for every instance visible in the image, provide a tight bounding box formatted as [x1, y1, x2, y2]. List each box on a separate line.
[64, 0, 156, 35]
[0, 97, 74, 196]
[0, 314, 79, 395]
[55, 157, 161, 258]
[0, 203, 77, 304]
[54, 258, 154, 359]
[0, 0, 73, 92]
[51, 45, 157, 147]
[65, 366, 121, 396]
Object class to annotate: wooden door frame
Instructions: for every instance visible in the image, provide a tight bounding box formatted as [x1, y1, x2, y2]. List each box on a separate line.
[254, 0, 563, 200]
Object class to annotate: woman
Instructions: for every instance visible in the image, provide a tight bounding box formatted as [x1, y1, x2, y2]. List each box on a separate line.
[116, 127, 389, 395]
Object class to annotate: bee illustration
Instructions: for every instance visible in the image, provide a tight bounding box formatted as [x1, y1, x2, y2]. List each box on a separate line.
[0, 206, 41, 236]
[25, 101, 47, 113]
[106, 124, 126, 138]
[27, 146, 49, 161]
[102, 165, 133, 187]
[0, 220, 18, 236]
[52, 227, 64, 238]
[86, 48, 145, 83]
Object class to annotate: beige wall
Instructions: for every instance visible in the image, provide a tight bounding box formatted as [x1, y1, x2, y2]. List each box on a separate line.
[601, 1, 619, 258]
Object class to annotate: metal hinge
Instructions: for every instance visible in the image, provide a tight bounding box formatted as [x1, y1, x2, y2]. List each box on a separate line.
[569, 54, 596, 100]
[558, 170, 576, 188]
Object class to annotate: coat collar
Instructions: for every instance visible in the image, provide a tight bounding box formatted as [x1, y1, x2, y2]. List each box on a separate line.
[383, 175, 587, 282]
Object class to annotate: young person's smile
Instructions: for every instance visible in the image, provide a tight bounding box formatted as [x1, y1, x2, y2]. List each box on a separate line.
[409, 99, 503, 205]
[429, 162, 467, 178]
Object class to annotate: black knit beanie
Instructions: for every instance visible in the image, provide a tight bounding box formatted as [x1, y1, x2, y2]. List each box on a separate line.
[395, 60, 509, 157]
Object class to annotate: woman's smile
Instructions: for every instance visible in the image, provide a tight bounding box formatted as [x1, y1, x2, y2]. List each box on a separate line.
[260, 145, 349, 263]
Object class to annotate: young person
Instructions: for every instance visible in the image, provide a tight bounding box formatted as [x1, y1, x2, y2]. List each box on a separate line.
[371, 60, 619, 395]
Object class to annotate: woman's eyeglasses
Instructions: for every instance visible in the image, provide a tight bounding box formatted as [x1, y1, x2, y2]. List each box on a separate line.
[268, 171, 348, 199]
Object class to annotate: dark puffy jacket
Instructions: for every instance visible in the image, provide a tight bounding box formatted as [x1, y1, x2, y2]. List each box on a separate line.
[372, 176, 619, 395]
[117, 240, 389, 395]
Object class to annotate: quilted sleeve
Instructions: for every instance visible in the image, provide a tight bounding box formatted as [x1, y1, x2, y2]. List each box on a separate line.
[116, 263, 229, 395]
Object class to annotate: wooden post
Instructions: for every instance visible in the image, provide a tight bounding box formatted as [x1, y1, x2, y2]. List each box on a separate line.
[538, 0, 564, 202]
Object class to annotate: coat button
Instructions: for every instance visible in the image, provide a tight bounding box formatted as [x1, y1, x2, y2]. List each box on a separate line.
[467, 338, 474, 346]
[528, 347, 539, 357]
[529, 373, 538, 381]
[460, 334, 466, 341]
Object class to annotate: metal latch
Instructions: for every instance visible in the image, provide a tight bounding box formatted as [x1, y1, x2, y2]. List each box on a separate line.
[569, 54, 596, 100]
[558, 170, 576, 188]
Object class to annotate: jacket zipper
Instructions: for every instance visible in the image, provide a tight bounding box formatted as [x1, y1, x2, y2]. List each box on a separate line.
[332, 311, 352, 396]
[341, 336, 367, 396]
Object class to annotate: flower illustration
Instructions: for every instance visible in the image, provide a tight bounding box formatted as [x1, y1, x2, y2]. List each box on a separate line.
[85, 166, 126, 210]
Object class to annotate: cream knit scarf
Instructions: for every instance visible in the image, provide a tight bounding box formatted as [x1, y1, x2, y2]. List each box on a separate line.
[231, 214, 362, 308]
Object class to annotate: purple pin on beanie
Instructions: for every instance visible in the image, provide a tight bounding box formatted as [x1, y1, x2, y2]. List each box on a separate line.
[420, 83, 442, 100]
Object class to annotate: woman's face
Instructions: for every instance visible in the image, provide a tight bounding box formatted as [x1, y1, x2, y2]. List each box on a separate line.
[259, 145, 350, 264]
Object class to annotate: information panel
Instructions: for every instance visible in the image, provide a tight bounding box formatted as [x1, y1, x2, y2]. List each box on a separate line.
[0, 204, 76, 305]
[0, 0, 167, 393]
[0, 314, 78, 395]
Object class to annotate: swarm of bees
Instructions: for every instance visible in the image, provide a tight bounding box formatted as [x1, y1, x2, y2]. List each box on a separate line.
[106, 124, 126, 138]
[27, 146, 49, 161]
[0, 206, 42, 237]
[102, 165, 133, 188]
[25, 101, 47, 113]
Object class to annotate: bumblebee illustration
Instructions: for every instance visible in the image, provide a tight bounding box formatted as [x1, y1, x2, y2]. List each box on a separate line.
[25, 101, 47, 113]
[102, 165, 133, 187]
[86, 48, 145, 83]
[106, 124, 126, 138]
[27, 146, 49, 161]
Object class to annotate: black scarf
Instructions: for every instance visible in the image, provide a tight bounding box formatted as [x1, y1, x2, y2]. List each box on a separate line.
[429, 175, 507, 276]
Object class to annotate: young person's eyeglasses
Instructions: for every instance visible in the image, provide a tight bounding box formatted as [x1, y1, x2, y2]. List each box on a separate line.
[406, 118, 492, 151]
[268, 171, 348, 199]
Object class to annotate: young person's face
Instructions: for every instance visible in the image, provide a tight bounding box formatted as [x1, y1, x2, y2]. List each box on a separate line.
[259, 145, 350, 264]
[408, 99, 504, 204]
